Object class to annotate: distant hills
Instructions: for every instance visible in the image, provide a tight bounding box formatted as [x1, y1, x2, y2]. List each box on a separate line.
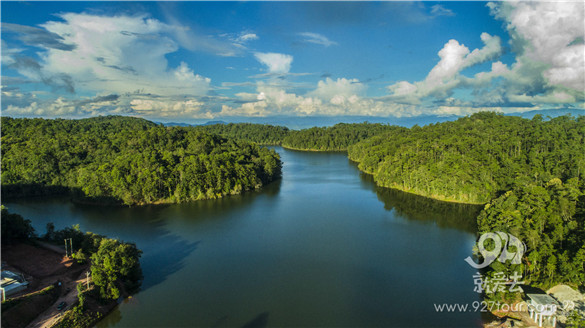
[160, 108, 583, 129]
[504, 108, 584, 119]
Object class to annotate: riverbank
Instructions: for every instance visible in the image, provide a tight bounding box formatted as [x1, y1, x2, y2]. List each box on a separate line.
[347, 159, 486, 206]
[5, 180, 278, 208]
[281, 145, 347, 152]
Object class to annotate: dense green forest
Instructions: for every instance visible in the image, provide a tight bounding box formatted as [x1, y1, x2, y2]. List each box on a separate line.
[477, 178, 585, 290]
[282, 123, 404, 151]
[348, 112, 585, 291]
[348, 113, 585, 204]
[1, 116, 282, 205]
[198, 122, 401, 151]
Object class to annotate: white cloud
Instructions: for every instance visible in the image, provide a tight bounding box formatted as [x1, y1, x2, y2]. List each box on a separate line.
[307, 77, 366, 104]
[130, 98, 212, 118]
[254, 52, 293, 74]
[488, 1, 584, 96]
[430, 5, 455, 17]
[386, 1, 584, 110]
[237, 33, 258, 43]
[298, 32, 338, 47]
[387, 33, 502, 102]
[3, 96, 128, 118]
[219, 78, 422, 118]
[2, 92, 219, 119]
[7, 13, 213, 97]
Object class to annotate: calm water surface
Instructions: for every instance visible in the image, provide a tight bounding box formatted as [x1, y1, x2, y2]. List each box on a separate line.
[6, 147, 484, 327]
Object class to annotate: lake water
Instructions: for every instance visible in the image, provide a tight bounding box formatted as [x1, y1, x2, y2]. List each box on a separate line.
[5, 147, 484, 327]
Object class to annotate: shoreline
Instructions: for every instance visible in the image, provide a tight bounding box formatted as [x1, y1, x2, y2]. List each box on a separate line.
[3, 179, 280, 208]
[347, 157, 486, 206]
[281, 145, 347, 152]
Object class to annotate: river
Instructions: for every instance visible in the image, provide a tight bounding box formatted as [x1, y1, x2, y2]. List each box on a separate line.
[5, 147, 484, 327]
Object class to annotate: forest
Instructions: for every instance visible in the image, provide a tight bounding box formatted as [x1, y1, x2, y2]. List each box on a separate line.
[197, 122, 401, 151]
[1, 116, 282, 205]
[348, 113, 585, 204]
[348, 112, 585, 291]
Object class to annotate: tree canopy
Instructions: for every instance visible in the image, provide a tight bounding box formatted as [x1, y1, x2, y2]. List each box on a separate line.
[477, 178, 585, 289]
[1, 116, 282, 205]
[0, 206, 36, 245]
[348, 112, 585, 204]
[196, 122, 402, 151]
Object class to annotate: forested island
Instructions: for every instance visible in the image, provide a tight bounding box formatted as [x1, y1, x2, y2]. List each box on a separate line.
[1, 116, 282, 205]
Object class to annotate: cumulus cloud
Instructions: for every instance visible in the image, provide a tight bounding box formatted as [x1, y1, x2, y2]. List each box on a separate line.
[31, 13, 211, 96]
[220, 77, 423, 117]
[387, 33, 502, 103]
[386, 1, 584, 111]
[298, 32, 338, 47]
[308, 77, 366, 103]
[2, 91, 220, 119]
[488, 1, 585, 94]
[2, 95, 127, 118]
[2, 12, 213, 101]
[254, 52, 294, 74]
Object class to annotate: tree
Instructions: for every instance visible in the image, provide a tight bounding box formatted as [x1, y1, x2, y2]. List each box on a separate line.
[1, 206, 35, 244]
[90, 238, 143, 300]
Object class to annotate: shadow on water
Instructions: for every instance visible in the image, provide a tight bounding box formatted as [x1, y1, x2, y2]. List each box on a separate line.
[139, 237, 200, 291]
[353, 162, 482, 233]
[241, 312, 270, 328]
[158, 178, 282, 224]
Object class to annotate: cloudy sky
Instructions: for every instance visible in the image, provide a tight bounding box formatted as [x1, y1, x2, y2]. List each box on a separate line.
[1, 1, 584, 122]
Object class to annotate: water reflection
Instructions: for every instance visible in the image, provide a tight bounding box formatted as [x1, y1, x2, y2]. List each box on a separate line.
[140, 237, 200, 291]
[356, 166, 482, 233]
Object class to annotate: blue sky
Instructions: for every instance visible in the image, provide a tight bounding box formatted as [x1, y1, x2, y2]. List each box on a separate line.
[1, 1, 583, 122]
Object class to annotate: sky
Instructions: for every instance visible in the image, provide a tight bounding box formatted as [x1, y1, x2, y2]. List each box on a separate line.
[1, 1, 584, 123]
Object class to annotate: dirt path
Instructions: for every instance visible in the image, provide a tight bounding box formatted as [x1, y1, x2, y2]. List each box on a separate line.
[34, 240, 66, 255]
[25, 271, 91, 328]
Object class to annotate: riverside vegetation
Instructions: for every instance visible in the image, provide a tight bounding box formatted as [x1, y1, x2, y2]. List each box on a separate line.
[198, 121, 403, 151]
[1, 207, 143, 327]
[1, 116, 281, 205]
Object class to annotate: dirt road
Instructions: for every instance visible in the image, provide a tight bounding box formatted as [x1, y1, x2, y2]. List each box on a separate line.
[25, 271, 91, 328]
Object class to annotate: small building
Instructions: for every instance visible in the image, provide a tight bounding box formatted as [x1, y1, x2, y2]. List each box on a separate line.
[527, 293, 561, 327]
[1, 270, 29, 300]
